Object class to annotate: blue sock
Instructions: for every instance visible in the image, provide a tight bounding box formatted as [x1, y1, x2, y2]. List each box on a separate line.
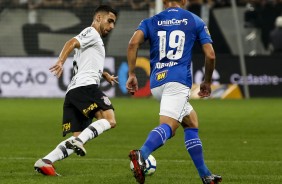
[140, 124, 172, 160]
[184, 128, 211, 177]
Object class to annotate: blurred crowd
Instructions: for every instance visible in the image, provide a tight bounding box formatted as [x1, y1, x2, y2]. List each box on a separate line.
[0, 0, 270, 13]
[244, 0, 282, 54]
[0, 0, 281, 55]
[0, 0, 155, 12]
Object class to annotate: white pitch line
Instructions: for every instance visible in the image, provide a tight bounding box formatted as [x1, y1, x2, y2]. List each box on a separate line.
[0, 157, 281, 164]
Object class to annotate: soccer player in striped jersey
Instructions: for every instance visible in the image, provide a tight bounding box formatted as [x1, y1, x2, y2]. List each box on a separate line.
[126, 0, 222, 183]
[34, 5, 118, 176]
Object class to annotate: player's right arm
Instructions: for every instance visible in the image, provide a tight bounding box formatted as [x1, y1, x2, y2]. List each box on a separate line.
[126, 30, 145, 95]
[49, 38, 80, 78]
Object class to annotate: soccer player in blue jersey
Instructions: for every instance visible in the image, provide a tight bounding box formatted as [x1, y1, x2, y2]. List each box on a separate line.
[126, 0, 222, 184]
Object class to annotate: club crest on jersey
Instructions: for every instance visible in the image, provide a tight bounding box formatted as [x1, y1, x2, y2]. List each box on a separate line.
[102, 96, 111, 106]
[81, 28, 92, 37]
[204, 26, 211, 35]
[62, 122, 71, 132]
[155, 70, 168, 81]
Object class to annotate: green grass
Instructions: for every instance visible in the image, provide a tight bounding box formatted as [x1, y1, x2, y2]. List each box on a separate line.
[0, 98, 282, 184]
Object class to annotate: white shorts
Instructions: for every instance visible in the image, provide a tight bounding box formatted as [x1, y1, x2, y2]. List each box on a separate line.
[151, 82, 193, 122]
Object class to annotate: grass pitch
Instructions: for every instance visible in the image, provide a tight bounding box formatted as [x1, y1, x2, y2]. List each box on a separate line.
[0, 98, 281, 184]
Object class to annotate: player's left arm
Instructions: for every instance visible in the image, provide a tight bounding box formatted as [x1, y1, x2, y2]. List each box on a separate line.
[102, 72, 119, 86]
[126, 30, 145, 94]
[50, 38, 80, 78]
[195, 17, 216, 98]
[198, 43, 216, 98]
[203, 43, 215, 82]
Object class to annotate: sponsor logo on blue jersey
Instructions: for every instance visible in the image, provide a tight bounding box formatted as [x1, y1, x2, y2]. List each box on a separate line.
[158, 19, 188, 26]
[168, 9, 179, 12]
[155, 61, 178, 69]
[155, 70, 168, 81]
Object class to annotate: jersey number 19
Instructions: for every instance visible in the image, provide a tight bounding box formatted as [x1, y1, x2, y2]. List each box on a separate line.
[158, 30, 185, 60]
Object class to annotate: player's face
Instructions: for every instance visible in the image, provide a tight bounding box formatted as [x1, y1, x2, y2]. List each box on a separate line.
[100, 12, 116, 38]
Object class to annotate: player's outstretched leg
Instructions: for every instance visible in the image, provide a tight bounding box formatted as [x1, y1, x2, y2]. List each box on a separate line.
[65, 119, 112, 156]
[202, 174, 222, 184]
[65, 138, 86, 156]
[129, 150, 146, 184]
[34, 159, 60, 176]
[34, 136, 75, 176]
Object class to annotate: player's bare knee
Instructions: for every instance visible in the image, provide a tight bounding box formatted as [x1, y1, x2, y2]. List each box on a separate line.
[189, 110, 199, 128]
[100, 109, 116, 128]
[106, 118, 117, 128]
[95, 111, 103, 120]
[181, 110, 199, 128]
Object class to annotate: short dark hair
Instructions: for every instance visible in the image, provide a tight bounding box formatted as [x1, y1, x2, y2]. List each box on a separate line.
[165, 0, 182, 2]
[94, 5, 118, 17]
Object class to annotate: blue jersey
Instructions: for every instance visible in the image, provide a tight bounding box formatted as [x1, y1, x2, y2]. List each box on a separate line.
[137, 7, 213, 89]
